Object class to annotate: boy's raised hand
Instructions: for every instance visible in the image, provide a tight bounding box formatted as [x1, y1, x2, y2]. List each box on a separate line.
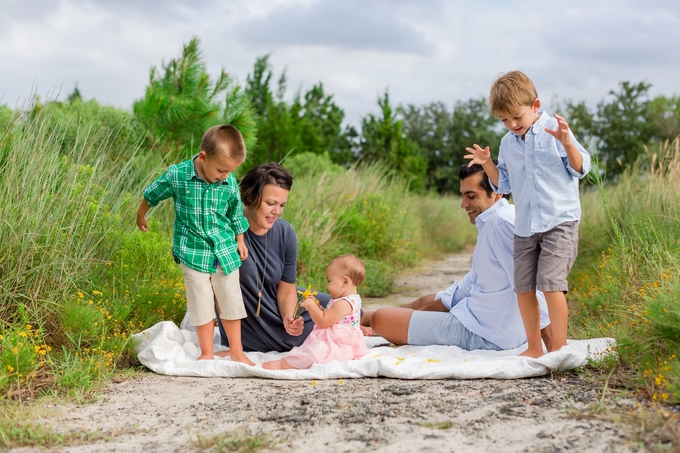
[545, 113, 573, 146]
[464, 144, 491, 167]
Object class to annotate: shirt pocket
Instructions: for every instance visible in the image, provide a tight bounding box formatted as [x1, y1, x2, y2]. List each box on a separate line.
[534, 140, 564, 169]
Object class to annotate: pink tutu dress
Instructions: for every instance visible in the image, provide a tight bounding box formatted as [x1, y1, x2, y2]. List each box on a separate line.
[284, 294, 369, 369]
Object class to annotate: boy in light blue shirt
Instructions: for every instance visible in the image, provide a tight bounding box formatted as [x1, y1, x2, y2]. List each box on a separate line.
[465, 70, 591, 358]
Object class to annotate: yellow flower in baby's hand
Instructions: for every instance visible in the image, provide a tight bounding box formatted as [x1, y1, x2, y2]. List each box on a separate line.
[298, 285, 318, 299]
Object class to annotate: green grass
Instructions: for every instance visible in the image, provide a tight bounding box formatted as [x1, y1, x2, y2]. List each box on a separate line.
[570, 138, 680, 404]
[192, 430, 276, 453]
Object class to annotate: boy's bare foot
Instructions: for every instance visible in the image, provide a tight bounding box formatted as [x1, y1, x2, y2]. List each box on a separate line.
[230, 351, 255, 366]
[262, 359, 295, 370]
[548, 342, 567, 353]
[197, 354, 214, 361]
[215, 350, 231, 358]
[519, 348, 544, 359]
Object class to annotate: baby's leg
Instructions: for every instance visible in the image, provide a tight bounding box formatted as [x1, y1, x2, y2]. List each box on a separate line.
[262, 358, 295, 370]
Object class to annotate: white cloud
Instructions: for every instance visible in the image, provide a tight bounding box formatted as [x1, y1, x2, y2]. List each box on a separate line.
[0, 0, 678, 125]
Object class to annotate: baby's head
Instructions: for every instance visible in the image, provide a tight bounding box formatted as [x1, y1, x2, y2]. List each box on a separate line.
[326, 254, 365, 297]
[489, 71, 541, 135]
[196, 125, 246, 183]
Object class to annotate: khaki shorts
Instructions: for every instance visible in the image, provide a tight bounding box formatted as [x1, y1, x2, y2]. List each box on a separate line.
[180, 263, 246, 326]
[513, 221, 579, 294]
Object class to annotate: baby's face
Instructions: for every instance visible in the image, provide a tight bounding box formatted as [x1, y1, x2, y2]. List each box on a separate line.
[325, 265, 347, 298]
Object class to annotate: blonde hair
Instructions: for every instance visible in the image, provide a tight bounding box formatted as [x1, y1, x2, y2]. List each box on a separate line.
[489, 71, 538, 117]
[328, 254, 366, 286]
[200, 125, 247, 162]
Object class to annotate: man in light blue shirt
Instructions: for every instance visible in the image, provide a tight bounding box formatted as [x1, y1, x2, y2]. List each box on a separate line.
[367, 163, 551, 351]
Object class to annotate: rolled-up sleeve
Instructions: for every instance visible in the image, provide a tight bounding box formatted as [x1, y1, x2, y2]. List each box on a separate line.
[143, 169, 175, 207]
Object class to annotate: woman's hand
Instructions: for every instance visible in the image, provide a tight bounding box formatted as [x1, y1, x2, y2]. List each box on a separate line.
[283, 314, 304, 336]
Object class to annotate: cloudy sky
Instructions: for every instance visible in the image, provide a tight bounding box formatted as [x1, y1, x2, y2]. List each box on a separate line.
[1, 0, 679, 126]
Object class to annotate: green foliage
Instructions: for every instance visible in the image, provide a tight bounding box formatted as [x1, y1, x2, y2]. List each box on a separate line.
[134, 36, 257, 163]
[571, 138, 680, 403]
[402, 98, 503, 193]
[564, 81, 680, 178]
[282, 151, 345, 179]
[244, 55, 355, 170]
[359, 90, 427, 192]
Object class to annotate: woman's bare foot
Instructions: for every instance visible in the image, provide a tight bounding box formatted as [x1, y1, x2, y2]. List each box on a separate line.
[229, 351, 255, 366]
[262, 359, 295, 370]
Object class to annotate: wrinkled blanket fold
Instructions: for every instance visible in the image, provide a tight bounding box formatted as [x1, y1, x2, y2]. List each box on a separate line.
[133, 321, 615, 380]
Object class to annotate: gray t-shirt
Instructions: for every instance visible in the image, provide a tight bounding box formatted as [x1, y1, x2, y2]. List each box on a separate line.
[218, 219, 318, 352]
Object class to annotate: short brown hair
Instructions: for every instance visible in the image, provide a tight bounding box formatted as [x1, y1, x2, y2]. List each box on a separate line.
[489, 71, 538, 117]
[200, 125, 246, 162]
[329, 254, 366, 287]
[239, 163, 294, 209]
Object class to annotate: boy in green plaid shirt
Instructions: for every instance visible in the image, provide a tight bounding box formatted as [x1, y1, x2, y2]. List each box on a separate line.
[137, 125, 254, 365]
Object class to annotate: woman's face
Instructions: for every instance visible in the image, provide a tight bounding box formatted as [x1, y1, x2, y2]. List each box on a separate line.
[245, 184, 289, 235]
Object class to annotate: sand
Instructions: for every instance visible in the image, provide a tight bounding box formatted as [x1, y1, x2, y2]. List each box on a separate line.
[11, 252, 641, 453]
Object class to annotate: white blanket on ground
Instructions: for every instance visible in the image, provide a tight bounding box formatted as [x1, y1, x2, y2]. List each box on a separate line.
[132, 321, 615, 380]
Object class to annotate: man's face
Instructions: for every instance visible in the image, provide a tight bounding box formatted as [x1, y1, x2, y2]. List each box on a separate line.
[460, 172, 501, 225]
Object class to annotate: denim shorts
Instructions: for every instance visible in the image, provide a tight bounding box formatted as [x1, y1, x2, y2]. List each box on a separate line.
[513, 221, 579, 294]
[407, 311, 502, 351]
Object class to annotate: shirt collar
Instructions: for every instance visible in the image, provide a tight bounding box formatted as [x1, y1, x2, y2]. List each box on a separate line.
[186, 154, 227, 185]
[475, 198, 509, 229]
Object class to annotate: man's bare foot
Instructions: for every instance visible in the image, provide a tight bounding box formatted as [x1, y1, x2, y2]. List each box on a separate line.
[519, 348, 544, 359]
[197, 354, 214, 361]
[229, 351, 255, 366]
[262, 359, 295, 370]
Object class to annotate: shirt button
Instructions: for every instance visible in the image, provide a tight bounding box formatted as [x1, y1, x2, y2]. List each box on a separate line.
[186, 191, 190, 194]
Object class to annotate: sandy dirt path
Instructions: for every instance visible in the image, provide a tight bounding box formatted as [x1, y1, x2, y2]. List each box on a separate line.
[13, 252, 640, 453]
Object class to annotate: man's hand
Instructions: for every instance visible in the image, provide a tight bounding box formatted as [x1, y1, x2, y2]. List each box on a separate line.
[545, 113, 573, 147]
[283, 314, 304, 336]
[464, 144, 491, 167]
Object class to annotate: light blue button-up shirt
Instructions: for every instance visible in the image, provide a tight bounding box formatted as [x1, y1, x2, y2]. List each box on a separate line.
[493, 112, 591, 237]
[435, 199, 550, 350]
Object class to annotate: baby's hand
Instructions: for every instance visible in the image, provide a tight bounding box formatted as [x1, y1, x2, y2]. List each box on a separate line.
[301, 297, 319, 310]
[464, 144, 491, 167]
[545, 113, 573, 146]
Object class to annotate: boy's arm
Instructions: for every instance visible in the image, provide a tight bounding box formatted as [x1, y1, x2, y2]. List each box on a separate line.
[236, 233, 248, 261]
[545, 113, 584, 174]
[136, 199, 151, 232]
[464, 144, 500, 187]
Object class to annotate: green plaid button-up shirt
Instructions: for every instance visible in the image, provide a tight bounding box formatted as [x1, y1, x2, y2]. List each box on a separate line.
[143, 155, 249, 274]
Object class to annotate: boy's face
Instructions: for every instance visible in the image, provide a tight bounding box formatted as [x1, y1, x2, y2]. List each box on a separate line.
[196, 150, 241, 184]
[498, 98, 541, 137]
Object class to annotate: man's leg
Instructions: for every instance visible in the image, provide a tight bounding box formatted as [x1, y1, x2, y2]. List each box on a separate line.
[370, 307, 415, 345]
[361, 294, 438, 327]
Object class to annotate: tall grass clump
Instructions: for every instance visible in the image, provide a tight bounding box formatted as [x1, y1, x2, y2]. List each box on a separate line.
[284, 160, 475, 296]
[0, 104, 187, 408]
[571, 138, 680, 403]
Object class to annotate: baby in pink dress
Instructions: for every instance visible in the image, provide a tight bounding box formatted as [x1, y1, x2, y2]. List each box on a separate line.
[262, 254, 369, 370]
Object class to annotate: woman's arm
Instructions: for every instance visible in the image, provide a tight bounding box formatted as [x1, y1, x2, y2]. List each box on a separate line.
[277, 280, 304, 336]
